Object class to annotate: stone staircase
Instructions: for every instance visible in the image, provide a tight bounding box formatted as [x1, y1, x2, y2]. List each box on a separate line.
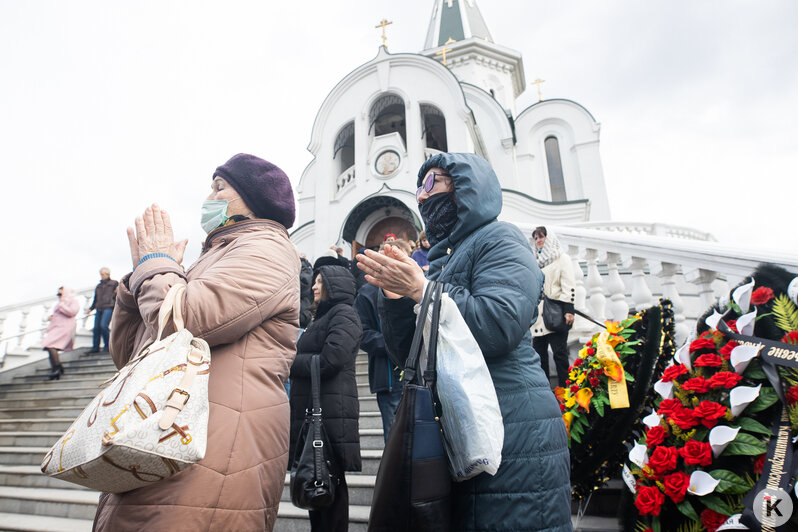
[0, 348, 623, 531]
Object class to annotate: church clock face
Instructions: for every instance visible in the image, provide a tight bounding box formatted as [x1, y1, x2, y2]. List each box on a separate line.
[375, 150, 400, 176]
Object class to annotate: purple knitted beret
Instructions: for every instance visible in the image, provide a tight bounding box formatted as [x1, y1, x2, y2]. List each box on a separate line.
[214, 153, 296, 229]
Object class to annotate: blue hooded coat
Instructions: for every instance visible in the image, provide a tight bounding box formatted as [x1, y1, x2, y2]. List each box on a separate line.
[379, 153, 572, 531]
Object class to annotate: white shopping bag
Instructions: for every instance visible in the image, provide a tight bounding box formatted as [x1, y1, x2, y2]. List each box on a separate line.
[421, 288, 504, 481]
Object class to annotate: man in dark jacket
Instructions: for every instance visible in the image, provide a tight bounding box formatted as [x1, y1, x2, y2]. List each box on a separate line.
[354, 281, 402, 442]
[298, 254, 313, 329]
[87, 267, 118, 353]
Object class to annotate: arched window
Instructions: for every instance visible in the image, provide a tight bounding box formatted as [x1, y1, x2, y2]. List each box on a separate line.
[369, 94, 406, 146]
[333, 121, 355, 174]
[420, 104, 447, 152]
[545, 136, 566, 201]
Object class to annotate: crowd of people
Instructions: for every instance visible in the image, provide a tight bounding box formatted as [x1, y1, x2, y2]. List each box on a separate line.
[39, 151, 574, 531]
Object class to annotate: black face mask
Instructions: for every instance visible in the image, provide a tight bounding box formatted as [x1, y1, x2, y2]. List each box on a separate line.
[419, 192, 458, 246]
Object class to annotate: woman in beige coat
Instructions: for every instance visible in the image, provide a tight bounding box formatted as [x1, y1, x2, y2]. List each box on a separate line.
[93, 154, 300, 531]
[530, 226, 576, 388]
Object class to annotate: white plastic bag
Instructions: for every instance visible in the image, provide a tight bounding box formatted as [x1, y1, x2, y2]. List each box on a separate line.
[421, 289, 504, 481]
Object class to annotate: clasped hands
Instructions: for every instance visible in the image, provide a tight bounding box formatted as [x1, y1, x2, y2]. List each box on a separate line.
[356, 245, 426, 302]
[127, 204, 188, 269]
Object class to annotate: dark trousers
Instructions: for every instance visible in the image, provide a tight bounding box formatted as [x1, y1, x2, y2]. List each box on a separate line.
[376, 386, 403, 443]
[92, 308, 113, 351]
[533, 330, 570, 387]
[308, 475, 348, 532]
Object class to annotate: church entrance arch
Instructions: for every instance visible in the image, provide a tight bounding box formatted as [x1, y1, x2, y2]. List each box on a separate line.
[341, 195, 421, 254]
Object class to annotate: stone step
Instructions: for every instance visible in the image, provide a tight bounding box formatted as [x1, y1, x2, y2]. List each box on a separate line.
[0, 383, 105, 396]
[0, 511, 93, 531]
[8, 376, 109, 388]
[0, 447, 49, 466]
[0, 406, 91, 420]
[0, 465, 90, 491]
[571, 480, 624, 517]
[0, 486, 99, 521]
[276, 500, 369, 532]
[0, 418, 79, 432]
[0, 432, 61, 447]
[0, 395, 98, 409]
[30, 367, 116, 378]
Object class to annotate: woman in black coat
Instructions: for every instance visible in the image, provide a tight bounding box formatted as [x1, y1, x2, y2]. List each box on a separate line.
[289, 264, 363, 531]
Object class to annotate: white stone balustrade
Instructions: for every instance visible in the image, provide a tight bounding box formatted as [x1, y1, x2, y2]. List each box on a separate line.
[518, 223, 798, 346]
[334, 166, 356, 200]
[0, 287, 95, 370]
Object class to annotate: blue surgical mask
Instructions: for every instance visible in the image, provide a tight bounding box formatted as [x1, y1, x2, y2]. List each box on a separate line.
[201, 199, 230, 234]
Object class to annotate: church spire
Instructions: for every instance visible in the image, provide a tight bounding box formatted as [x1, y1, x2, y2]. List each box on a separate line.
[423, 0, 493, 50]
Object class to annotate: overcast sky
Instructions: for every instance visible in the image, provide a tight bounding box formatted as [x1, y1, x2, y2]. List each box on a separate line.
[1, 0, 796, 307]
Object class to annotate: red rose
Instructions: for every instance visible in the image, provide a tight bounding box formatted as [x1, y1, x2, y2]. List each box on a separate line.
[701, 508, 729, 532]
[559, 403, 566, 412]
[587, 347, 596, 355]
[570, 385, 579, 393]
[708, 371, 742, 389]
[725, 319, 738, 332]
[694, 353, 723, 367]
[566, 379, 571, 385]
[783, 331, 798, 345]
[573, 358, 583, 367]
[787, 386, 798, 406]
[661, 364, 689, 383]
[669, 406, 698, 430]
[693, 401, 728, 429]
[589, 377, 600, 387]
[681, 377, 711, 393]
[648, 445, 679, 474]
[635, 484, 665, 516]
[663, 471, 690, 503]
[646, 425, 667, 447]
[754, 453, 766, 474]
[657, 398, 684, 417]
[680, 439, 713, 466]
[719, 340, 738, 359]
[690, 337, 716, 353]
[751, 286, 775, 306]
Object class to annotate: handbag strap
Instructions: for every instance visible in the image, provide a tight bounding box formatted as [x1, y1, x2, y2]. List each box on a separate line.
[310, 354, 322, 415]
[403, 282, 436, 384]
[156, 284, 186, 341]
[423, 282, 444, 385]
[310, 354, 328, 484]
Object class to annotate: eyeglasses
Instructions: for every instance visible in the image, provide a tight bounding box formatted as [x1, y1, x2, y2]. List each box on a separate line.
[416, 171, 451, 200]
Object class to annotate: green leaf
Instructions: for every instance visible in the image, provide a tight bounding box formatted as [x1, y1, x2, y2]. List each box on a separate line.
[651, 516, 661, 532]
[700, 494, 734, 516]
[747, 387, 779, 413]
[709, 469, 753, 494]
[772, 294, 798, 332]
[736, 417, 772, 435]
[594, 396, 605, 417]
[723, 432, 768, 456]
[625, 371, 635, 382]
[676, 499, 700, 521]
[743, 361, 767, 380]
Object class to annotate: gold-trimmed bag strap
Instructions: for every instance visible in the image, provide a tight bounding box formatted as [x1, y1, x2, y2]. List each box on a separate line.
[156, 284, 186, 342]
[158, 338, 210, 430]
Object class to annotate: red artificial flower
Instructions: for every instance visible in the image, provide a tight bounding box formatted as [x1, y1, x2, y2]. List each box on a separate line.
[680, 439, 713, 466]
[663, 471, 690, 503]
[725, 319, 739, 333]
[782, 331, 798, 346]
[648, 446, 679, 475]
[701, 508, 729, 532]
[657, 398, 683, 417]
[587, 347, 596, 356]
[586, 339, 593, 347]
[570, 385, 579, 393]
[635, 484, 665, 516]
[646, 425, 667, 447]
[719, 340, 739, 359]
[693, 401, 728, 429]
[690, 337, 716, 353]
[681, 377, 712, 394]
[787, 386, 798, 406]
[708, 371, 742, 389]
[559, 403, 566, 412]
[573, 358, 583, 367]
[751, 286, 775, 306]
[565, 379, 571, 385]
[669, 406, 699, 430]
[589, 377, 600, 387]
[661, 364, 689, 383]
[694, 353, 723, 368]
[754, 453, 766, 474]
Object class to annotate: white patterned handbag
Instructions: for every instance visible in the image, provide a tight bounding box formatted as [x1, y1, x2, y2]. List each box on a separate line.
[41, 284, 211, 493]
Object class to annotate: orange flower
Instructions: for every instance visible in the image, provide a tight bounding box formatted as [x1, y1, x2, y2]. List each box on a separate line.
[563, 412, 574, 436]
[554, 386, 566, 402]
[605, 321, 624, 334]
[576, 388, 593, 411]
[606, 335, 627, 349]
[604, 363, 624, 382]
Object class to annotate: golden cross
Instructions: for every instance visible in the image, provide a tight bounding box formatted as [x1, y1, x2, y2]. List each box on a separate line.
[531, 78, 545, 102]
[436, 37, 456, 66]
[375, 19, 393, 48]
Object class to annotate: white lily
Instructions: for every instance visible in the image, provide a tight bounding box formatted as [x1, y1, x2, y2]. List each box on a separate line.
[710, 425, 741, 457]
[687, 470, 720, 496]
[730, 384, 762, 417]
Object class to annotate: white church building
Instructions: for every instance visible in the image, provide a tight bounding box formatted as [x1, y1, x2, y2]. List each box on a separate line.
[291, 0, 611, 256]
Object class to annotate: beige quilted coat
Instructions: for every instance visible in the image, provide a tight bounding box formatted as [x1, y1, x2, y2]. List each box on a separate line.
[93, 220, 300, 531]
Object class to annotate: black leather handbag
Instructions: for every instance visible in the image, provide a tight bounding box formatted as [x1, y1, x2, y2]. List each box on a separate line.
[290, 354, 338, 510]
[368, 281, 452, 532]
[542, 294, 571, 333]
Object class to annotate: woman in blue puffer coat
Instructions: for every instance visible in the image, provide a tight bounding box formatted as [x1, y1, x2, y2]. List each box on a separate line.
[356, 153, 572, 531]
